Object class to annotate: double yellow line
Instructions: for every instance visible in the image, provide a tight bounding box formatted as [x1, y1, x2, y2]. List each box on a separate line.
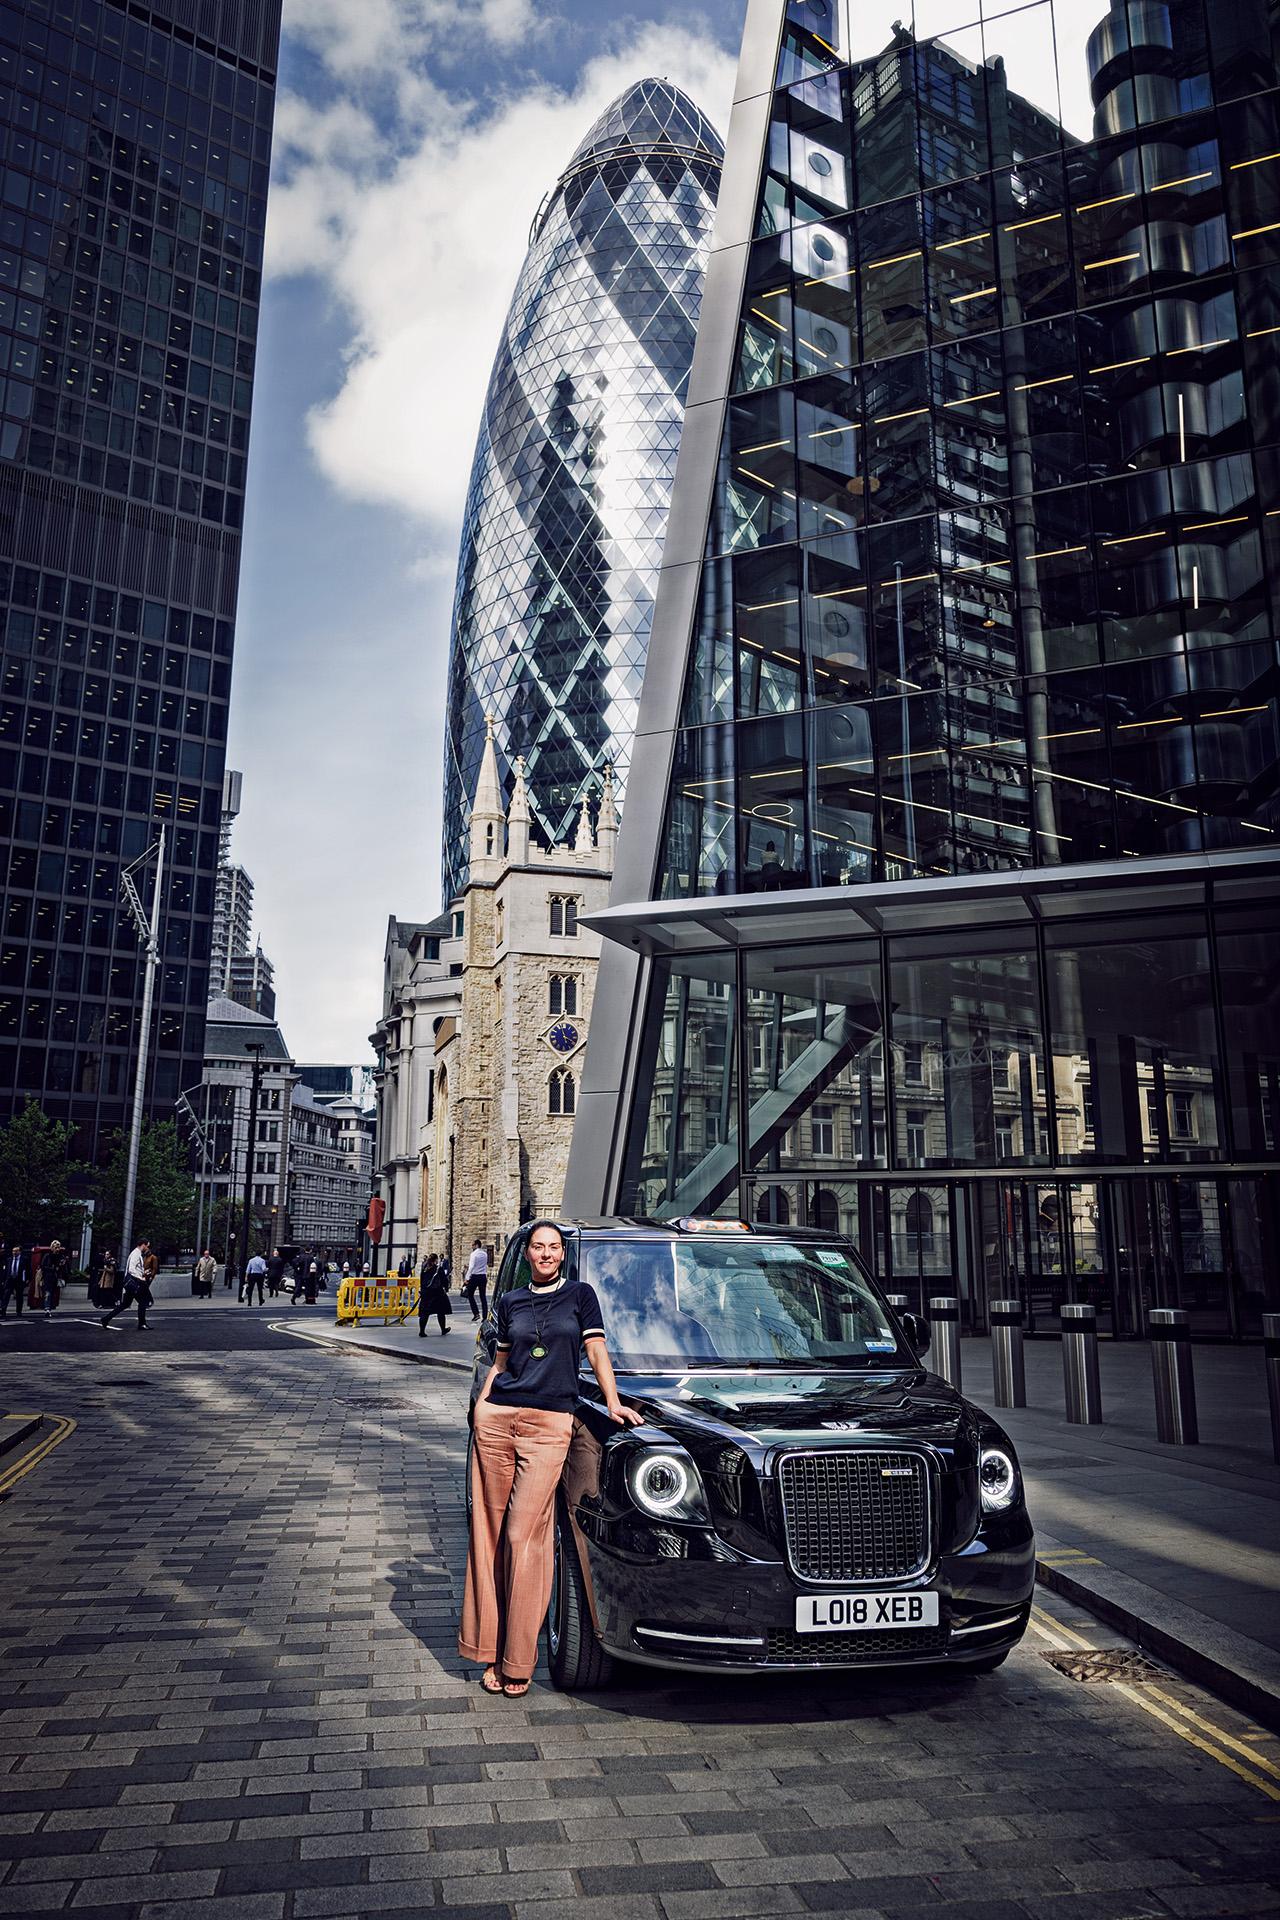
[0, 1412, 76, 1498]
[1029, 1605, 1280, 1802]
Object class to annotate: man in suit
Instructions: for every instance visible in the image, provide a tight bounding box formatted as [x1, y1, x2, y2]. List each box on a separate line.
[1, 1244, 29, 1316]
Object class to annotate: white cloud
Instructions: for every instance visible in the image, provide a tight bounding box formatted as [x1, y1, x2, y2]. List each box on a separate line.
[266, 12, 737, 553]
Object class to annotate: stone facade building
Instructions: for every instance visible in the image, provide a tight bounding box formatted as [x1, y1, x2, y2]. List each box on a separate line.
[371, 723, 615, 1275]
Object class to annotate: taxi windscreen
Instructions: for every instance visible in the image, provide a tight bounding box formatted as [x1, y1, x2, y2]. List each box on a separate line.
[582, 1238, 904, 1369]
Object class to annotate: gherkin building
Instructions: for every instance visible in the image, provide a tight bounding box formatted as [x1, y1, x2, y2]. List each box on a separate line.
[441, 79, 723, 901]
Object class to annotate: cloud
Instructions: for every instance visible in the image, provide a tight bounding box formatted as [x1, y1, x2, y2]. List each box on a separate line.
[266, 9, 737, 554]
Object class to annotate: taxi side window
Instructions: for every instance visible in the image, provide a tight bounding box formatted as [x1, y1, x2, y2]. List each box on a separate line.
[491, 1233, 528, 1307]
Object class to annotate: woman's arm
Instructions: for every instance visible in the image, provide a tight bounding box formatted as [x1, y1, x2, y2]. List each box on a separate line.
[476, 1354, 508, 1405]
[585, 1337, 643, 1426]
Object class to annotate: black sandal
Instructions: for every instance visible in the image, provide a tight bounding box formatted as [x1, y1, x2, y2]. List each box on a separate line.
[502, 1676, 531, 1697]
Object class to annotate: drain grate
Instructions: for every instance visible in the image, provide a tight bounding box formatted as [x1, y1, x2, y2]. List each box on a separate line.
[93, 1378, 152, 1388]
[1041, 1648, 1166, 1685]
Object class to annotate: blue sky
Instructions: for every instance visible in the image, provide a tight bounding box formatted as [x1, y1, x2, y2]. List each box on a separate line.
[225, 0, 742, 1063]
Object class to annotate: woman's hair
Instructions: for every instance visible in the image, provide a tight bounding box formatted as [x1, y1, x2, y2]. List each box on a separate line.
[526, 1219, 566, 1249]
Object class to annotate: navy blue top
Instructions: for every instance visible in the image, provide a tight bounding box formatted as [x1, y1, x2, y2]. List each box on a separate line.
[490, 1278, 606, 1412]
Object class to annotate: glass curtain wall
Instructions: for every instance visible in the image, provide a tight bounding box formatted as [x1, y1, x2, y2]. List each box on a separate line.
[659, 0, 1280, 900]
[0, 0, 279, 1158]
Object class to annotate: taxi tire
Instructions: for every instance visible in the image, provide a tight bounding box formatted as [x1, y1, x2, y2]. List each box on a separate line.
[546, 1503, 614, 1691]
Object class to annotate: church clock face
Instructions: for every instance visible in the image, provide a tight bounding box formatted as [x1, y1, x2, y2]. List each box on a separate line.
[548, 1021, 580, 1054]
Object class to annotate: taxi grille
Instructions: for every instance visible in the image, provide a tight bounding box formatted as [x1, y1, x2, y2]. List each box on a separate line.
[777, 1449, 930, 1583]
[767, 1625, 947, 1662]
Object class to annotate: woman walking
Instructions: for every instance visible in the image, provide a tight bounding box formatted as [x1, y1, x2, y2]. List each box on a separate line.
[459, 1220, 640, 1697]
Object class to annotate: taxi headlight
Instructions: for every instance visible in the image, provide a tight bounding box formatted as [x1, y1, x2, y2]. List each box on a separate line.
[979, 1446, 1018, 1512]
[625, 1449, 707, 1520]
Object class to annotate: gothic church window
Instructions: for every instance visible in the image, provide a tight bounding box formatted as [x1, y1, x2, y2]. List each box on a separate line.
[549, 973, 579, 1015]
[549, 895, 579, 937]
[549, 1067, 576, 1116]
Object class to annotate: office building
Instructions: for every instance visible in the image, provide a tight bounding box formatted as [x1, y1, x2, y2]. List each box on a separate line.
[287, 1083, 366, 1254]
[0, 0, 280, 1160]
[439, 79, 723, 901]
[211, 858, 251, 988]
[226, 941, 273, 1017]
[565, 0, 1280, 1340]
[196, 990, 291, 1264]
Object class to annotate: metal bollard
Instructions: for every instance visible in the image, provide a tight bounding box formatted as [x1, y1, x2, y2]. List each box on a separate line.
[1150, 1307, 1198, 1445]
[929, 1296, 961, 1390]
[886, 1293, 910, 1314]
[1263, 1314, 1280, 1466]
[1061, 1302, 1102, 1424]
[990, 1299, 1026, 1408]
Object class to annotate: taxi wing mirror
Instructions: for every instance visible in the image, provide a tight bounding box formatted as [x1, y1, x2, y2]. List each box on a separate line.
[901, 1311, 929, 1355]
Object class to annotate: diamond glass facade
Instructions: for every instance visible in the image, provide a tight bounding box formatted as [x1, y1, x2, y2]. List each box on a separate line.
[0, 0, 278, 1159]
[566, 0, 1280, 1340]
[441, 79, 722, 902]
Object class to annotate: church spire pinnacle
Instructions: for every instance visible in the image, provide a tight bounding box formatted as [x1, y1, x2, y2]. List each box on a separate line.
[468, 714, 506, 878]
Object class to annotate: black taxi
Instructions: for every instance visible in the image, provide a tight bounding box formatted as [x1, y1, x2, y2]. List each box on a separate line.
[468, 1218, 1034, 1688]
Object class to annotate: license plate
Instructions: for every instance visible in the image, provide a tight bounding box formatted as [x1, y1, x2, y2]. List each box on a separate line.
[795, 1590, 939, 1633]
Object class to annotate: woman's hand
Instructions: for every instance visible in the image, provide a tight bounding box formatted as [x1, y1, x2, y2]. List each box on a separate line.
[606, 1401, 644, 1426]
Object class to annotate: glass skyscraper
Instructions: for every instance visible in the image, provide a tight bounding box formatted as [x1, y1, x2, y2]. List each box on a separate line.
[0, 0, 278, 1162]
[441, 78, 722, 902]
[565, 0, 1280, 1340]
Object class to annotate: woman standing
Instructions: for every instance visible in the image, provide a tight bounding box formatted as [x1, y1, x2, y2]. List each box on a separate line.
[459, 1220, 640, 1697]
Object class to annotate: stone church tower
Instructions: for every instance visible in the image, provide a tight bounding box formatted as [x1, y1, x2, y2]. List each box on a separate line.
[375, 721, 617, 1272]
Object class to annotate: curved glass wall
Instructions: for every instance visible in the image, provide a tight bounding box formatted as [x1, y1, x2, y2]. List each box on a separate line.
[441, 80, 723, 900]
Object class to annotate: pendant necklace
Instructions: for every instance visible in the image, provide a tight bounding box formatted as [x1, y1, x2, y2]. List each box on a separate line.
[529, 1273, 564, 1359]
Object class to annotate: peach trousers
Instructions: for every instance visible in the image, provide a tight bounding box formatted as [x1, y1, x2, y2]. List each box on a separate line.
[458, 1400, 574, 1681]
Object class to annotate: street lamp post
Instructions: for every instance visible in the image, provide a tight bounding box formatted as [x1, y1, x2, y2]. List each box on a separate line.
[239, 1041, 265, 1292]
[119, 821, 167, 1260]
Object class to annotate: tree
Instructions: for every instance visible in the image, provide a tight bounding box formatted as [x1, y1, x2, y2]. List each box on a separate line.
[0, 1101, 87, 1249]
[96, 1119, 196, 1256]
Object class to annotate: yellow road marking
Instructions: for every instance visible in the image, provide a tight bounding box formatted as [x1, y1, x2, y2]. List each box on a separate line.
[1028, 1605, 1279, 1801]
[0, 1413, 75, 1496]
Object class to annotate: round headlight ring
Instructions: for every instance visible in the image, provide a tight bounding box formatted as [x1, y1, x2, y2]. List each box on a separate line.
[979, 1446, 1017, 1512]
[629, 1451, 691, 1515]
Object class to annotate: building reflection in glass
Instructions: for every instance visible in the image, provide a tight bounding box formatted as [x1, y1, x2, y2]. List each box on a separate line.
[609, 0, 1280, 1340]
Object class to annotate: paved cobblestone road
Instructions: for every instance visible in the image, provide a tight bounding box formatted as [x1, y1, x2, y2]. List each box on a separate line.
[2, 1311, 1278, 1920]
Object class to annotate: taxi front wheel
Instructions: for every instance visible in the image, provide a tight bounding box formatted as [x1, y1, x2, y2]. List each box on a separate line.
[546, 1505, 614, 1691]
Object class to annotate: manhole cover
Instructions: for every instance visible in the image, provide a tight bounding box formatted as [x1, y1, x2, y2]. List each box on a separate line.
[1041, 1648, 1166, 1684]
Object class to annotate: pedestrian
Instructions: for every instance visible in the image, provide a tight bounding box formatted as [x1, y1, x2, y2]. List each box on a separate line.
[92, 1248, 118, 1310]
[266, 1248, 286, 1298]
[144, 1246, 159, 1298]
[243, 1250, 266, 1306]
[102, 1238, 152, 1331]
[41, 1240, 70, 1317]
[463, 1239, 490, 1321]
[195, 1248, 216, 1297]
[1, 1244, 29, 1317]
[460, 1220, 640, 1696]
[418, 1254, 451, 1337]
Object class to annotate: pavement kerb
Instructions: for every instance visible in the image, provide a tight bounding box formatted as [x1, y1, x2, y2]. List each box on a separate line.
[278, 1322, 473, 1375]
[0, 1412, 43, 1458]
[1034, 1527, 1280, 1733]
